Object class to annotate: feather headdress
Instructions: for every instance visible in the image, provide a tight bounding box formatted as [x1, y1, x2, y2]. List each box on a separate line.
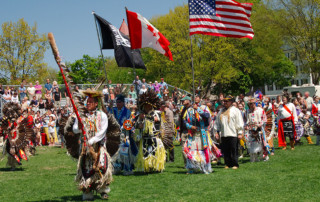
[138, 90, 161, 110]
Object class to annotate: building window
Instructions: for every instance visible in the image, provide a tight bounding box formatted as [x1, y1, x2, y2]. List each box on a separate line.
[301, 79, 308, 85]
[267, 85, 273, 91]
[276, 85, 283, 90]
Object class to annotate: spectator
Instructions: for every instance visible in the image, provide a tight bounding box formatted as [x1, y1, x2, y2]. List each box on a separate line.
[102, 85, 109, 104]
[172, 87, 179, 104]
[52, 81, 59, 93]
[53, 86, 61, 109]
[139, 84, 147, 95]
[0, 84, 4, 95]
[132, 75, 141, 92]
[34, 119, 42, 146]
[148, 82, 154, 91]
[30, 96, 39, 112]
[160, 78, 168, 90]
[128, 85, 137, 100]
[45, 90, 52, 101]
[6, 86, 11, 95]
[11, 92, 19, 103]
[153, 81, 161, 93]
[162, 86, 169, 100]
[109, 81, 115, 101]
[46, 98, 54, 110]
[10, 86, 17, 95]
[27, 83, 36, 100]
[304, 91, 313, 111]
[39, 98, 45, 115]
[19, 83, 27, 102]
[3, 89, 11, 103]
[44, 79, 53, 94]
[141, 78, 148, 88]
[34, 81, 42, 100]
[21, 97, 30, 111]
[48, 116, 55, 146]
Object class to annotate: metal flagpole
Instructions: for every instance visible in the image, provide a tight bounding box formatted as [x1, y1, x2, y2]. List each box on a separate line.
[190, 35, 195, 102]
[92, 11, 109, 87]
[125, 7, 139, 105]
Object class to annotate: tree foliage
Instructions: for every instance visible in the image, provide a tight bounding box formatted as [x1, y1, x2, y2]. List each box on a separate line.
[270, 0, 320, 84]
[0, 18, 50, 84]
[141, 2, 296, 95]
[58, 55, 145, 85]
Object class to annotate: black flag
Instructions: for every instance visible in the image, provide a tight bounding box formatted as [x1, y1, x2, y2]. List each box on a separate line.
[93, 13, 146, 69]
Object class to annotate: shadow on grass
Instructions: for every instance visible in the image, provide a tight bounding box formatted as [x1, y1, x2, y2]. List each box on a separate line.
[30, 194, 83, 202]
[0, 167, 24, 172]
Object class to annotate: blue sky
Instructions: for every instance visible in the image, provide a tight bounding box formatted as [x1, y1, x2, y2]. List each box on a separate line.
[0, 0, 186, 69]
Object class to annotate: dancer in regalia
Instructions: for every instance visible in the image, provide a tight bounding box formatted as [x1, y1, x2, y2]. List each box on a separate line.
[246, 98, 269, 162]
[135, 90, 166, 173]
[277, 94, 298, 150]
[70, 88, 118, 200]
[263, 97, 276, 155]
[111, 95, 138, 175]
[183, 97, 212, 174]
[1, 102, 34, 171]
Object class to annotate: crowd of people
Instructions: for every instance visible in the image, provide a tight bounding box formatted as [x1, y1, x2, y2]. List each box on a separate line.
[1, 76, 320, 200]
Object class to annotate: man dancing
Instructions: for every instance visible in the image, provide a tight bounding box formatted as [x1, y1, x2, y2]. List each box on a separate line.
[72, 89, 112, 200]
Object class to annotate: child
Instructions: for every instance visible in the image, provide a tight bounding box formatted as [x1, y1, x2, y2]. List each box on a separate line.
[34, 119, 42, 146]
[48, 116, 55, 146]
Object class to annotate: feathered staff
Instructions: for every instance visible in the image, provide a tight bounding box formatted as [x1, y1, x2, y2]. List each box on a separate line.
[47, 33, 87, 147]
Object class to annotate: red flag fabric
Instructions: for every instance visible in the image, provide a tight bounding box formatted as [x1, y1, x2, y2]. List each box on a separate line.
[119, 19, 129, 36]
[126, 10, 173, 61]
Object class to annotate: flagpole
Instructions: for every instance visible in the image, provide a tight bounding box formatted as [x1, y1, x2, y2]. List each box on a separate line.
[92, 11, 109, 89]
[190, 35, 195, 102]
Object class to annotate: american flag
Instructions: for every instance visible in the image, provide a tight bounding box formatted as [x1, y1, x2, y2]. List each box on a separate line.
[189, 0, 254, 39]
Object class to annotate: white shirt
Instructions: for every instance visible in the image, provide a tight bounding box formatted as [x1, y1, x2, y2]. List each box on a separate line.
[305, 97, 313, 110]
[139, 88, 147, 95]
[73, 110, 108, 145]
[102, 88, 109, 95]
[214, 106, 244, 137]
[277, 102, 298, 123]
[48, 121, 55, 133]
[27, 87, 36, 95]
[11, 96, 19, 103]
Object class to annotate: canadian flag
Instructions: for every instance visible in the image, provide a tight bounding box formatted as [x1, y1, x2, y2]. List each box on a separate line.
[126, 10, 173, 61]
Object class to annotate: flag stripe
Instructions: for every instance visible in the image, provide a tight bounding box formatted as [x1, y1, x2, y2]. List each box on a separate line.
[189, 0, 254, 39]
[216, 0, 252, 11]
[126, 11, 142, 49]
[190, 18, 252, 28]
[216, 4, 252, 15]
[190, 30, 254, 39]
[190, 23, 254, 33]
[216, 7, 251, 17]
[190, 15, 252, 26]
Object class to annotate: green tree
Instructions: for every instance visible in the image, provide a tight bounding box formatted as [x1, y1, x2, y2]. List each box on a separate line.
[0, 18, 49, 84]
[271, 0, 320, 84]
[58, 55, 144, 85]
[141, 2, 295, 95]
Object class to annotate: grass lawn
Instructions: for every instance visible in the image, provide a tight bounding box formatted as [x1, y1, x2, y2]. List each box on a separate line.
[1, 136, 320, 202]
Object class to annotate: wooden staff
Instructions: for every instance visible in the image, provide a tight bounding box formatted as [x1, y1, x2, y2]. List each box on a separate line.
[47, 32, 87, 147]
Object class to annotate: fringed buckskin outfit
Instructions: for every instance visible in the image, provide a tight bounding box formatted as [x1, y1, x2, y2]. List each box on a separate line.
[73, 109, 113, 199]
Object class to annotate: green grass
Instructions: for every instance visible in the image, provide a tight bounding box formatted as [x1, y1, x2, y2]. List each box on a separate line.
[1, 136, 320, 202]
